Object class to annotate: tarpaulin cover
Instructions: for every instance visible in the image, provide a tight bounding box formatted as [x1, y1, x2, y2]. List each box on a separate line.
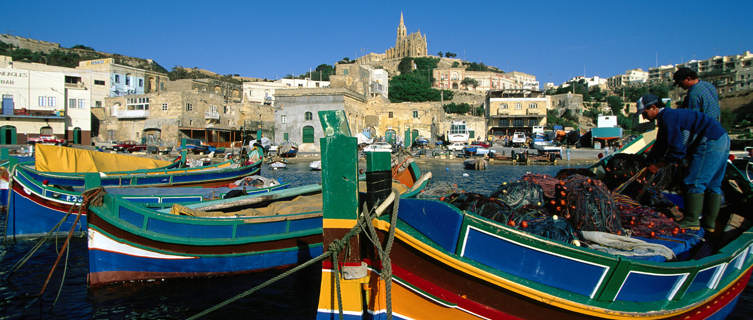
[35, 144, 172, 173]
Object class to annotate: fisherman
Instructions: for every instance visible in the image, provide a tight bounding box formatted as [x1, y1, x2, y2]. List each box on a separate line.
[636, 94, 730, 231]
[673, 67, 720, 122]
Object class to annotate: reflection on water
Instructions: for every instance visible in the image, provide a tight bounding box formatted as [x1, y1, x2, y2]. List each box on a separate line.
[0, 160, 749, 319]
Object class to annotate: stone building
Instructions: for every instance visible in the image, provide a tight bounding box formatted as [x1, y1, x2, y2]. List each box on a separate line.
[364, 101, 444, 144]
[384, 12, 427, 59]
[0, 56, 107, 145]
[77, 58, 169, 97]
[485, 89, 550, 136]
[433, 68, 514, 91]
[330, 64, 388, 99]
[273, 88, 369, 152]
[607, 68, 648, 89]
[548, 93, 584, 116]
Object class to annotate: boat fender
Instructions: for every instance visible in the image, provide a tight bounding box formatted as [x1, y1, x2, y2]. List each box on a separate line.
[342, 261, 368, 280]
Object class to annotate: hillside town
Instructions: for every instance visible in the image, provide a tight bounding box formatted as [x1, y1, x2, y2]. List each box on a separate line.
[0, 13, 752, 154]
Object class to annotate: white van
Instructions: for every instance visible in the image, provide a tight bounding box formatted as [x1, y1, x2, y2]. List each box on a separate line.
[512, 132, 526, 146]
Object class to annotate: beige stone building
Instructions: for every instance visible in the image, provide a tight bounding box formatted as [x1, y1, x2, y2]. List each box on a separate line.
[385, 12, 427, 59]
[330, 64, 389, 99]
[485, 90, 550, 136]
[433, 68, 514, 91]
[364, 101, 444, 145]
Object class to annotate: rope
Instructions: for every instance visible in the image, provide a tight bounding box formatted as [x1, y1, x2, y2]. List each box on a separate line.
[187, 190, 400, 320]
[36, 205, 82, 297]
[3, 162, 18, 243]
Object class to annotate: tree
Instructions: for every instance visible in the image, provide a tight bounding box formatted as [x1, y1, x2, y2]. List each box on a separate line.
[461, 77, 479, 89]
[437, 51, 443, 57]
[606, 96, 623, 115]
[445, 52, 457, 58]
[398, 57, 413, 74]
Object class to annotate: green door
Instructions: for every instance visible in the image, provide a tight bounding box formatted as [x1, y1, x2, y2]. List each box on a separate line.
[302, 126, 314, 143]
[469, 130, 475, 139]
[385, 129, 396, 144]
[0, 126, 16, 144]
[412, 129, 419, 143]
[73, 127, 81, 144]
[283, 133, 289, 141]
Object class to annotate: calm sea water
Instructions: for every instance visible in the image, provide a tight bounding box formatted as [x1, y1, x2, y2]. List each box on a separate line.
[0, 160, 750, 319]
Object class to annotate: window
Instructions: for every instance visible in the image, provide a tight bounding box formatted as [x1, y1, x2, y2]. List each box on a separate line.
[39, 96, 45, 106]
[47, 96, 55, 107]
[343, 69, 349, 75]
[413, 111, 419, 118]
[96, 101, 102, 108]
[162, 103, 168, 111]
[160, 82, 165, 90]
[94, 80, 105, 85]
[138, 79, 143, 87]
[305, 111, 313, 121]
[302, 126, 315, 143]
[189, 120, 193, 126]
[501, 103, 508, 109]
[388, 112, 393, 118]
[281, 115, 287, 124]
[514, 119, 524, 127]
[40, 126, 53, 135]
[115, 74, 120, 83]
[223, 105, 228, 113]
[125, 76, 130, 86]
[186, 103, 192, 111]
[529, 103, 537, 109]
[69, 98, 76, 108]
[283, 133, 289, 141]
[515, 103, 522, 110]
[499, 119, 510, 127]
[529, 119, 538, 126]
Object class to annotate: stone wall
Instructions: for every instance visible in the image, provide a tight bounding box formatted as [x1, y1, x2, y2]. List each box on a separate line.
[0, 34, 61, 53]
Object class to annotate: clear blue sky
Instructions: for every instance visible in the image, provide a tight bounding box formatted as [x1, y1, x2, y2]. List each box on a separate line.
[2, 0, 752, 85]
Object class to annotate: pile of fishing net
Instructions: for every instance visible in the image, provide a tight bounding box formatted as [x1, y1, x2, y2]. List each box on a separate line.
[613, 194, 681, 238]
[440, 181, 580, 244]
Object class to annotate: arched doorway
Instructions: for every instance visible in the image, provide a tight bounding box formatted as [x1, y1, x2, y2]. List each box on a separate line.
[302, 126, 314, 143]
[0, 125, 16, 144]
[40, 126, 53, 135]
[385, 129, 396, 144]
[73, 127, 81, 144]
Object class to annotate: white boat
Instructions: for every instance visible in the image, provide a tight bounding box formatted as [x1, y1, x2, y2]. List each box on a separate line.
[309, 160, 321, 171]
[269, 160, 287, 170]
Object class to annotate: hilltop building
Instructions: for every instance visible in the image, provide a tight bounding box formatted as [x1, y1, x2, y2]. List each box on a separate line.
[385, 12, 427, 59]
[77, 58, 168, 97]
[607, 69, 648, 89]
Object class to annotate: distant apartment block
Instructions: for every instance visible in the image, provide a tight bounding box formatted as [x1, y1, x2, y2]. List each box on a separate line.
[432, 69, 538, 92]
[607, 69, 648, 89]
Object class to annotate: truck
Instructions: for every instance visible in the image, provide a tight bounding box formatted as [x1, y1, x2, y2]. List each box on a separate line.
[511, 132, 526, 147]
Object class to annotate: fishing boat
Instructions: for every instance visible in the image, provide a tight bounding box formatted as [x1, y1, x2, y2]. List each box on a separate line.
[86, 184, 324, 286]
[310, 160, 322, 171]
[316, 125, 753, 320]
[84, 111, 432, 286]
[2, 157, 288, 238]
[1, 144, 264, 191]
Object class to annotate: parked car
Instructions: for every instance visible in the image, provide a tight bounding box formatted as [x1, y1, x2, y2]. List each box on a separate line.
[447, 142, 466, 151]
[511, 132, 526, 147]
[114, 141, 146, 153]
[94, 140, 119, 151]
[471, 140, 491, 148]
[28, 135, 66, 146]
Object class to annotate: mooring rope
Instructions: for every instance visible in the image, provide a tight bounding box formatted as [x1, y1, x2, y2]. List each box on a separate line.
[187, 190, 400, 320]
[3, 162, 18, 243]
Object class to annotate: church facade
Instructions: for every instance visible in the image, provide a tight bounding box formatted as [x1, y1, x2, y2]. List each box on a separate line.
[385, 12, 427, 59]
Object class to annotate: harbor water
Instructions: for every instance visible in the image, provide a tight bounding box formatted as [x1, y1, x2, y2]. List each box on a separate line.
[1, 160, 750, 319]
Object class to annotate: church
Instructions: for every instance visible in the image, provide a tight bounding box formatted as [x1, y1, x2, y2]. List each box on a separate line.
[385, 12, 427, 59]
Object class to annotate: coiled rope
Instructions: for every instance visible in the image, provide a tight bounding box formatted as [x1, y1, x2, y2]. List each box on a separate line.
[187, 190, 400, 320]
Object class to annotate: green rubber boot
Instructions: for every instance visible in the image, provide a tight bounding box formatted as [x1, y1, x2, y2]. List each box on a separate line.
[701, 193, 722, 232]
[679, 193, 703, 230]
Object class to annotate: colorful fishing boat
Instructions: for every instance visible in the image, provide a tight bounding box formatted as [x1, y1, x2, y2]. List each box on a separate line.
[3, 155, 287, 238]
[83, 111, 432, 286]
[316, 122, 753, 319]
[86, 184, 324, 286]
[3, 144, 264, 190]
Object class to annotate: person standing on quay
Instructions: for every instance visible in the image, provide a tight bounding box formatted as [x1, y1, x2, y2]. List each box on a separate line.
[636, 94, 729, 232]
[673, 67, 720, 122]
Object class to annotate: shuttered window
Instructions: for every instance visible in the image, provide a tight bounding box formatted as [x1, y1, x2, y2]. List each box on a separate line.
[302, 126, 314, 143]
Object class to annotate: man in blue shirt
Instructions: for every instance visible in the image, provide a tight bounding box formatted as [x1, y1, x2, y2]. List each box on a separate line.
[637, 94, 729, 231]
[673, 67, 720, 122]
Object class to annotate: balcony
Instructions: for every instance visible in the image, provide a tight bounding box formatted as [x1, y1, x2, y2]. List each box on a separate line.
[204, 111, 220, 120]
[112, 109, 149, 119]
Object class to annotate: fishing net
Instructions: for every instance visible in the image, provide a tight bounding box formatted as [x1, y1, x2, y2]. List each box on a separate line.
[490, 181, 544, 210]
[613, 194, 681, 238]
[558, 175, 624, 234]
[520, 173, 559, 198]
